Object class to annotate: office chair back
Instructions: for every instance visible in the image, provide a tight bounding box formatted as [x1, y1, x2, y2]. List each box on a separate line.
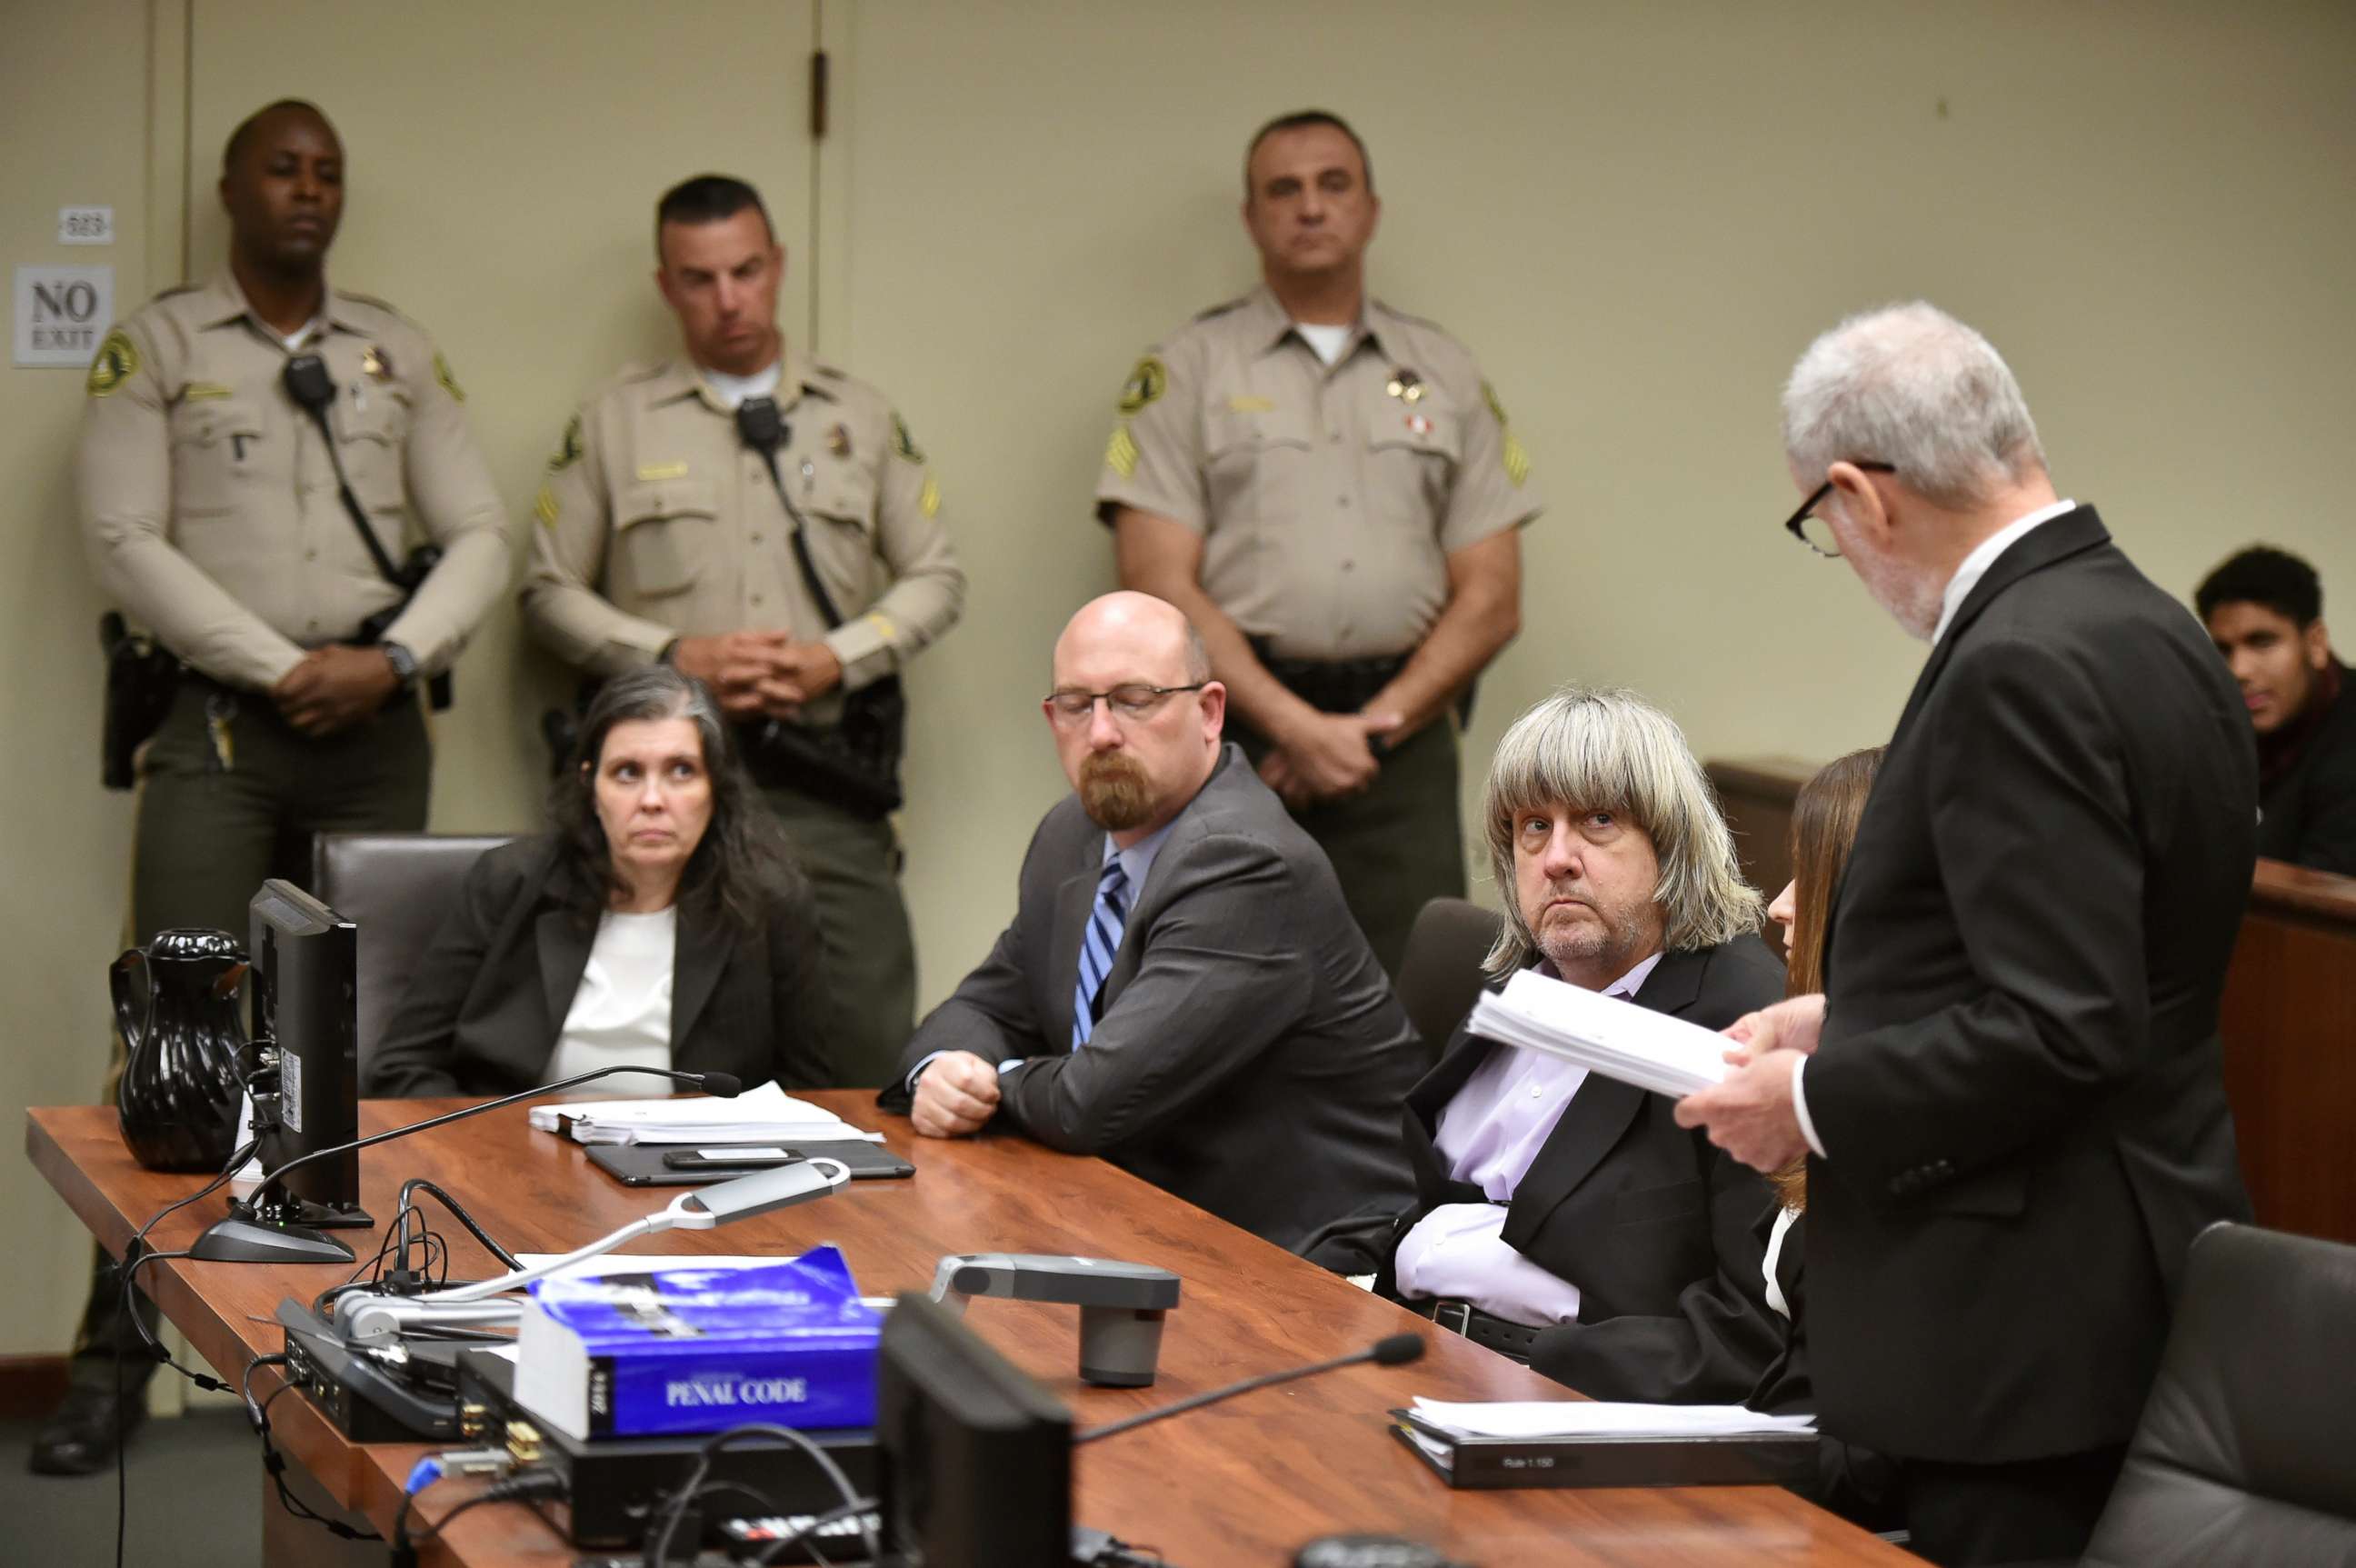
[312, 833, 512, 1071]
[1393, 897, 1504, 1062]
[2080, 1222, 2356, 1566]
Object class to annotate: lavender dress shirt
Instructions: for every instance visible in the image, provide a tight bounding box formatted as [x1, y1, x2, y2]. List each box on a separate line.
[1393, 952, 1664, 1326]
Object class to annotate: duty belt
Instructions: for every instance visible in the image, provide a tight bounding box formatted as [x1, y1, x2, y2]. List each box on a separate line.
[1248, 638, 1411, 715]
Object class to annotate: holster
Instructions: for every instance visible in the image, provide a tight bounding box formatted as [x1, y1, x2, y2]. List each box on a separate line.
[99, 612, 182, 790]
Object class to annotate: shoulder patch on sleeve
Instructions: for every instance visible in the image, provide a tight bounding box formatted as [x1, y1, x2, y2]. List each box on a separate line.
[891, 413, 924, 464]
[1482, 381, 1531, 487]
[1117, 355, 1167, 415]
[86, 328, 138, 397]
[547, 413, 584, 472]
[1105, 422, 1141, 479]
[434, 352, 464, 402]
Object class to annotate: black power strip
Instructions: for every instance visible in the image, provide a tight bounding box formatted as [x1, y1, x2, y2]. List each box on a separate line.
[276, 1299, 464, 1443]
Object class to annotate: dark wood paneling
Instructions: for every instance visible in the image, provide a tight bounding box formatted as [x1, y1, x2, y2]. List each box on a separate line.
[0, 1353, 68, 1419]
[2221, 862, 2356, 1244]
[1704, 756, 2356, 1244]
[26, 1094, 1911, 1568]
[1708, 756, 1811, 955]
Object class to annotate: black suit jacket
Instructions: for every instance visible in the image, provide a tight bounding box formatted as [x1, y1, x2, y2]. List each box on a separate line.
[2258, 659, 2356, 874]
[365, 835, 831, 1097]
[1378, 937, 1788, 1404]
[1743, 1209, 1902, 1531]
[880, 744, 1423, 1249]
[1803, 506, 2258, 1463]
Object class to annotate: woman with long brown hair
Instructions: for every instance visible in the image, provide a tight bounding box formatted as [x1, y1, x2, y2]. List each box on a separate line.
[1747, 747, 1896, 1530]
[1762, 745, 1884, 1215]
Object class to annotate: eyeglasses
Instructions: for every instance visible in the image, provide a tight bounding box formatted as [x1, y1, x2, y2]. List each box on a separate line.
[1043, 683, 1208, 725]
[1782, 460, 1896, 558]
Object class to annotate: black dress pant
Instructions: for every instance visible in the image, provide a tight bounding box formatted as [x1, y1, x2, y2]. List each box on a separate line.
[1899, 1443, 2127, 1566]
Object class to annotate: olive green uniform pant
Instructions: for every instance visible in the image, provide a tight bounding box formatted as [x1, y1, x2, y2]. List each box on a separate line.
[1234, 716, 1466, 976]
[759, 781, 916, 1090]
[75, 681, 430, 1382]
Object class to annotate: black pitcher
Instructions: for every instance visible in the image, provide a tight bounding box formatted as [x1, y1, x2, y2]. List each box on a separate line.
[113, 928, 248, 1172]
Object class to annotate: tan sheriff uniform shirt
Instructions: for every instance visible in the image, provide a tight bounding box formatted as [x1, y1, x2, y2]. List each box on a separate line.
[1096, 285, 1541, 663]
[520, 348, 963, 726]
[77, 272, 513, 692]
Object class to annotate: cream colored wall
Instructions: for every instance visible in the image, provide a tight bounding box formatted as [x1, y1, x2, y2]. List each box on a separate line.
[0, 0, 167, 1360]
[5, 0, 2352, 1357]
[834, 0, 2356, 1001]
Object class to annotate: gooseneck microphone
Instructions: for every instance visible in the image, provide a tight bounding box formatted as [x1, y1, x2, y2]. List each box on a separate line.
[187, 1065, 743, 1263]
[1074, 1333, 1425, 1444]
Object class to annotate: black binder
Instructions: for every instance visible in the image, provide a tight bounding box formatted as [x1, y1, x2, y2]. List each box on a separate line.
[1388, 1408, 1820, 1491]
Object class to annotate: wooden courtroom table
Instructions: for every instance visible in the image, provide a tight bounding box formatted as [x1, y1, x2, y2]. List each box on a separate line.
[1708, 756, 2356, 1246]
[26, 1093, 1908, 1568]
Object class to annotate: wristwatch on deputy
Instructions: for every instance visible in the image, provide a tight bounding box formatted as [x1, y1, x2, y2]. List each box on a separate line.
[380, 641, 420, 687]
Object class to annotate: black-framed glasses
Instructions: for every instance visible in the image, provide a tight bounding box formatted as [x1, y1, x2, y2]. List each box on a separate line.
[1043, 683, 1208, 724]
[1782, 460, 1896, 558]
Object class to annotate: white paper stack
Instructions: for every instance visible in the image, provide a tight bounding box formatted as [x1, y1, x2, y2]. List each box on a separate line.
[1466, 969, 1736, 1099]
[1408, 1397, 1816, 1441]
[525, 1081, 884, 1145]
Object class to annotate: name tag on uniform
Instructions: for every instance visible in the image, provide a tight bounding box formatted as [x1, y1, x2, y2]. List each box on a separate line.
[1226, 394, 1276, 414]
[636, 460, 690, 481]
[182, 382, 232, 401]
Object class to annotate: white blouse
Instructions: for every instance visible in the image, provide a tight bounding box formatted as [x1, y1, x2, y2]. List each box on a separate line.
[544, 908, 676, 1086]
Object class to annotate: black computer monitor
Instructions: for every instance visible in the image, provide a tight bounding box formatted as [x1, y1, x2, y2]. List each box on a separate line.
[875, 1292, 1071, 1567]
[249, 877, 366, 1227]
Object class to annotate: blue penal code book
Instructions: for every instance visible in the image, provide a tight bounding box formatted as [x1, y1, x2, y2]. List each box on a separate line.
[512, 1245, 883, 1439]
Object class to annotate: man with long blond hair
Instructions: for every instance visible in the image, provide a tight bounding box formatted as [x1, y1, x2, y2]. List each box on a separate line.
[1373, 686, 1787, 1403]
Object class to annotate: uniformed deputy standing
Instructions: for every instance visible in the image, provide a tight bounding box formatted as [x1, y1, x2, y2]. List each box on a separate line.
[1099, 110, 1542, 976]
[46, 98, 511, 1474]
[521, 175, 963, 1089]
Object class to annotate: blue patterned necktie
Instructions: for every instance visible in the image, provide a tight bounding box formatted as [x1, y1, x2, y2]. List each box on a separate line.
[1072, 859, 1132, 1049]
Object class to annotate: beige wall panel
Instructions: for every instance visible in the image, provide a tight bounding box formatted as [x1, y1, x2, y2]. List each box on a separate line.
[0, 0, 159, 1357]
[834, 0, 2356, 1003]
[185, 0, 817, 831]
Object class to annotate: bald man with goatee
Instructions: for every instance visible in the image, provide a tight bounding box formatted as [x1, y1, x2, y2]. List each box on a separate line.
[881, 592, 1420, 1253]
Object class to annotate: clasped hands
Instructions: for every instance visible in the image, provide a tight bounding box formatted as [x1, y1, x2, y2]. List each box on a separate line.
[671, 631, 843, 719]
[272, 644, 401, 736]
[1672, 993, 1825, 1174]
[1258, 706, 1404, 809]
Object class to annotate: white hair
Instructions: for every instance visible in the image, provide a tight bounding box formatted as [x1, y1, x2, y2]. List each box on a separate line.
[1781, 301, 2045, 508]
[1481, 686, 1763, 978]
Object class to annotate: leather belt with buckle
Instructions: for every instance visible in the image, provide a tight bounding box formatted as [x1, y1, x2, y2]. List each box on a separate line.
[1412, 1297, 1538, 1364]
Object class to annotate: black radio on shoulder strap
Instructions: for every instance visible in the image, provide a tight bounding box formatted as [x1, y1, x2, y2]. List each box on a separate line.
[732, 394, 906, 816]
[281, 354, 452, 710]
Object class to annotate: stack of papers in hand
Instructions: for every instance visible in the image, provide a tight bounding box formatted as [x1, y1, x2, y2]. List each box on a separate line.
[1407, 1398, 1815, 1441]
[1466, 969, 1735, 1099]
[526, 1081, 883, 1145]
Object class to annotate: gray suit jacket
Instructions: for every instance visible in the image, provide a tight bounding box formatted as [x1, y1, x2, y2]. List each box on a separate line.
[884, 744, 1421, 1249]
